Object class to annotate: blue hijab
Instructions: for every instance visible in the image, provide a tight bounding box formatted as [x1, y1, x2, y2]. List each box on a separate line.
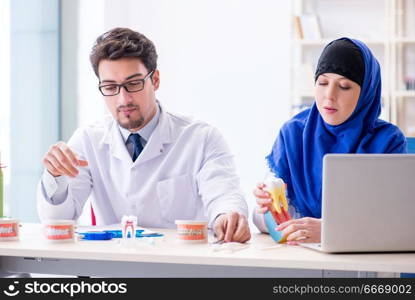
[266, 38, 407, 218]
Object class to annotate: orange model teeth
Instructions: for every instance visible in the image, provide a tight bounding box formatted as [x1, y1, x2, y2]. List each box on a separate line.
[264, 178, 292, 225]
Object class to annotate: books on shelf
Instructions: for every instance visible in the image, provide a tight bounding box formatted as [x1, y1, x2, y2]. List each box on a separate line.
[294, 14, 322, 40]
[404, 77, 415, 90]
[294, 15, 304, 39]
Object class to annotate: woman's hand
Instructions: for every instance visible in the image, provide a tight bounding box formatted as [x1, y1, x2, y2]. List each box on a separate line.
[277, 217, 321, 244]
[252, 183, 272, 214]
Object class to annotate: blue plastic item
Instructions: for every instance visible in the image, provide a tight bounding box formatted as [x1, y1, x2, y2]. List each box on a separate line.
[78, 229, 164, 241]
[103, 230, 163, 238]
[80, 231, 114, 240]
[407, 137, 415, 154]
[105, 230, 164, 238]
[264, 211, 284, 243]
[137, 232, 164, 238]
[104, 229, 145, 238]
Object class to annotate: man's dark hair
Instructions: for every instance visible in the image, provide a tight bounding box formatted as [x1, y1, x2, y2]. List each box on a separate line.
[90, 27, 158, 77]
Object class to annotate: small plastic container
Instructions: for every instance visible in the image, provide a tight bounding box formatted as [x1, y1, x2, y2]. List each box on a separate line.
[175, 220, 208, 243]
[0, 218, 19, 241]
[43, 220, 75, 243]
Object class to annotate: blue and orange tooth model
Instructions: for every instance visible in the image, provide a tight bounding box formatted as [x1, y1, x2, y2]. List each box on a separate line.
[263, 178, 291, 243]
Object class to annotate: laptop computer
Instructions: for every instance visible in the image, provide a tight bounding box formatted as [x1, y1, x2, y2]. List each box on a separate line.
[301, 154, 415, 253]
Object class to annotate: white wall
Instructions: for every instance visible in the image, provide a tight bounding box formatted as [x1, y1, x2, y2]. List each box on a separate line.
[9, 0, 60, 221]
[75, 0, 292, 225]
[0, 0, 10, 214]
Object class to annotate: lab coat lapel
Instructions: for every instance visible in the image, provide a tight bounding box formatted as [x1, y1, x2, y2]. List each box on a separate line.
[100, 120, 132, 162]
[134, 106, 174, 166]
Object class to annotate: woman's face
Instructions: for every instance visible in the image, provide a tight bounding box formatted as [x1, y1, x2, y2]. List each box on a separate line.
[315, 73, 361, 126]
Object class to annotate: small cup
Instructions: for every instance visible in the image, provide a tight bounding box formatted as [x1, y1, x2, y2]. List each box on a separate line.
[175, 220, 208, 243]
[0, 218, 19, 241]
[43, 220, 75, 243]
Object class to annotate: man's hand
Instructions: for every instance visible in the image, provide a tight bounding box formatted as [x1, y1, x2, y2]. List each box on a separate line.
[213, 212, 251, 243]
[42, 141, 88, 178]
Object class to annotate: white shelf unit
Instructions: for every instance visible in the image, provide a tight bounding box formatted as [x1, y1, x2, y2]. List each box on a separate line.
[391, 0, 415, 136]
[291, 0, 415, 136]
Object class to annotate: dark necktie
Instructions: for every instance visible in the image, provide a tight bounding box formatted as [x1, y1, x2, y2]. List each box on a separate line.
[127, 134, 143, 162]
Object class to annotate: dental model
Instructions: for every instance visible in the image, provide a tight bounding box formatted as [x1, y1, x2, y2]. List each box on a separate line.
[121, 215, 137, 240]
[263, 177, 292, 243]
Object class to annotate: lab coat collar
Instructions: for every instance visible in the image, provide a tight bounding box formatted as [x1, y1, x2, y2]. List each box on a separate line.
[100, 102, 174, 165]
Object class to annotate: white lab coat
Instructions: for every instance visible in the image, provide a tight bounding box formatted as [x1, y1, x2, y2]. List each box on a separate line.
[37, 106, 248, 228]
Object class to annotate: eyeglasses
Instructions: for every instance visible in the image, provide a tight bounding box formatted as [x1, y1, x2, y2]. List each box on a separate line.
[98, 70, 154, 96]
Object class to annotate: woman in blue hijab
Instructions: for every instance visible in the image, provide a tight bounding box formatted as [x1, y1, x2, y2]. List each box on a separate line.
[253, 38, 407, 243]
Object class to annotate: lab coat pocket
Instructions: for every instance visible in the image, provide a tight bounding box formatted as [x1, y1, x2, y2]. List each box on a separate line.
[156, 174, 197, 223]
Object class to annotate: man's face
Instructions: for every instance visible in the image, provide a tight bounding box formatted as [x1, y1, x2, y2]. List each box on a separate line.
[98, 57, 160, 131]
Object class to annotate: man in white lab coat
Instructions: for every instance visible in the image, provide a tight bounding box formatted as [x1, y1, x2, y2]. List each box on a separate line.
[37, 27, 250, 243]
